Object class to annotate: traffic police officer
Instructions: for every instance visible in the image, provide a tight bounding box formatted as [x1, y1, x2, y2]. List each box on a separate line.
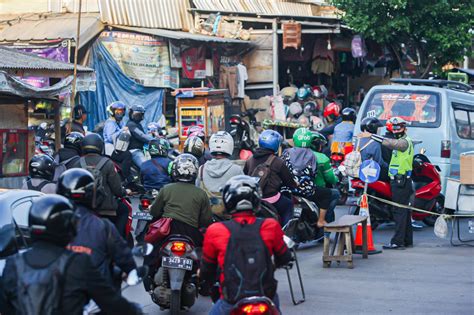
[358, 117, 414, 249]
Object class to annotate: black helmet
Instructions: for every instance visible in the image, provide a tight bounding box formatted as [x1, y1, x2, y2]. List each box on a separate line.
[361, 117, 383, 134]
[341, 107, 357, 122]
[57, 168, 103, 209]
[148, 138, 169, 157]
[82, 133, 104, 154]
[29, 195, 77, 246]
[129, 105, 146, 123]
[64, 132, 84, 153]
[171, 153, 199, 183]
[310, 131, 328, 152]
[222, 175, 261, 214]
[183, 136, 205, 158]
[29, 154, 56, 181]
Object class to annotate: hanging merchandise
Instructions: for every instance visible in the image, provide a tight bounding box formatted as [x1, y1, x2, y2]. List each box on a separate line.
[236, 63, 248, 99]
[182, 46, 207, 79]
[351, 35, 367, 59]
[312, 37, 335, 75]
[169, 41, 182, 68]
[282, 22, 302, 49]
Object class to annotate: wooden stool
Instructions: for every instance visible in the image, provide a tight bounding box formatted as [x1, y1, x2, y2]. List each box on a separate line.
[323, 215, 368, 269]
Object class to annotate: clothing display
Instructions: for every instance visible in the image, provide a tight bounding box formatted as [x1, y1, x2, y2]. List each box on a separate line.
[311, 58, 334, 75]
[236, 63, 248, 98]
[219, 65, 238, 98]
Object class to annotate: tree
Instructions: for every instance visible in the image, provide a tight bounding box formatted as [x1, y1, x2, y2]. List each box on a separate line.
[331, 0, 474, 78]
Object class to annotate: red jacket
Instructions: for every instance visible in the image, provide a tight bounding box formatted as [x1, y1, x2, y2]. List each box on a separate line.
[201, 212, 291, 297]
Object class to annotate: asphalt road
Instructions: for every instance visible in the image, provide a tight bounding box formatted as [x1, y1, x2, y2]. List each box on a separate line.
[125, 199, 474, 315]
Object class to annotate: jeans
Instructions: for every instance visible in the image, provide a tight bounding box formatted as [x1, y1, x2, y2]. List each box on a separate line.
[131, 149, 147, 168]
[209, 294, 281, 315]
[390, 177, 414, 246]
[271, 194, 294, 227]
[327, 188, 340, 223]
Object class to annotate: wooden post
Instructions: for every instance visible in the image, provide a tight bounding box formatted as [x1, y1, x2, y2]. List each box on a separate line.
[272, 19, 279, 96]
[70, 0, 83, 122]
[54, 101, 61, 152]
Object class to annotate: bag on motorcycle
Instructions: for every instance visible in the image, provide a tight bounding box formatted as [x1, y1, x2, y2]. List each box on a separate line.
[13, 251, 76, 315]
[114, 130, 131, 152]
[221, 219, 277, 304]
[282, 148, 316, 198]
[79, 157, 107, 208]
[249, 155, 276, 191]
[144, 217, 173, 243]
[198, 166, 226, 215]
[53, 155, 79, 181]
[344, 139, 373, 178]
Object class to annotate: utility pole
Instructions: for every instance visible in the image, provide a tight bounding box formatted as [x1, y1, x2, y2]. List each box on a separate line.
[70, 0, 83, 124]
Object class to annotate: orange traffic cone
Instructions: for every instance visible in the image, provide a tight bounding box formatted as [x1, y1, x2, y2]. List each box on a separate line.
[355, 193, 382, 254]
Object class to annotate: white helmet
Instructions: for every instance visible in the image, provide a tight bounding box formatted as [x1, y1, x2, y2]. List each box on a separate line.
[209, 131, 234, 156]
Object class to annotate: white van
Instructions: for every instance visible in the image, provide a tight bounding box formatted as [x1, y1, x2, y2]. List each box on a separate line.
[354, 79, 474, 194]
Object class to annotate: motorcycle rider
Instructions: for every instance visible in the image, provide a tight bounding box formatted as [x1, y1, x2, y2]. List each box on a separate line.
[103, 101, 128, 153]
[140, 138, 172, 192]
[244, 130, 297, 226]
[22, 154, 57, 194]
[331, 107, 356, 155]
[310, 131, 340, 224]
[320, 102, 342, 138]
[71, 104, 88, 135]
[358, 116, 414, 249]
[0, 195, 142, 315]
[57, 168, 137, 286]
[196, 131, 243, 215]
[188, 126, 213, 163]
[201, 175, 292, 315]
[126, 105, 154, 168]
[71, 133, 129, 238]
[184, 135, 206, 166]
[53, 131, 83, 180]
[359, 117, 390, 182]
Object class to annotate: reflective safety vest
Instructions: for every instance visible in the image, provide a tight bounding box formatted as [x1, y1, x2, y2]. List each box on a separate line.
[389, 135, 414, 176]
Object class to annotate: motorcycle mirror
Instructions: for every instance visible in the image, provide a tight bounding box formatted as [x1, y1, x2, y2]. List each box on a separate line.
[284, 235, 296, 249]
[412, 140, 423, 146]
[132, 243, 154, 257]
[126, 266, 149, 286]
[420, 148, 426, 155]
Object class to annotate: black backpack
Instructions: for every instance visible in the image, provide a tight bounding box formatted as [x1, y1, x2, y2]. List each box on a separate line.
[13, 251, 76, 315]
[222, 218, 277, 304]
[79, 156, 108, 207]
[26, 178, 50, 192]
[249, 155, 276, 191]
[53, 155, 79, 181]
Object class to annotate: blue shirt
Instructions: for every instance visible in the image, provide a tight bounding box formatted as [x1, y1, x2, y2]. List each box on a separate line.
[359, 138, 388, 169]
[333, 121, 354, 142]
[103, 118, 123, 144]
[140, 157, 172, 191]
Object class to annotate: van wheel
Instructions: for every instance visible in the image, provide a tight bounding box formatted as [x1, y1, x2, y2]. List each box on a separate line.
[422, 195, 445, 227]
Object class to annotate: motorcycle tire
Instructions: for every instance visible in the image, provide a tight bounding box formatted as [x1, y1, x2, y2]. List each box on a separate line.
[170, 290, 181, 315]
[422, 195, 445, 227]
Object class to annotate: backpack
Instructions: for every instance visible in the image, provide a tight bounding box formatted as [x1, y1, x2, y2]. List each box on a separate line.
[53, 155, 79, 181]
[79, 157, 108, 207]
[249, 155, 276, 191]
[351, 35, 367, 59]
[344, 139, 373, 178]
[282, 148, 316, 198]
[26, 178, 50, 192]
[198, 165, 226, 216]
[14, 251, 76, 315]
[221, 219, 277, 304]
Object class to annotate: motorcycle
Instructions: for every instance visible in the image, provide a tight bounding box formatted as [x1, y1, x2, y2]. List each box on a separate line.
[133, 190, 158, 242]
[329, 153, 350, 205]
[283, 195, 323, 245]
[230, 108, 265, 160]
[350, 154, 445, 229]
[150, 235, 200, 315]
[120, 197, 135, 247]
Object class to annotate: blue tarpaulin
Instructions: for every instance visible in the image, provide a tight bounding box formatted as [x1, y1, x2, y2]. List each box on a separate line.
[79, 42, 164, 131]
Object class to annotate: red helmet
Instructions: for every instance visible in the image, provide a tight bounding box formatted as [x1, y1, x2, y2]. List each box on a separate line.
[323, 102, 341, 119]
[386, 117, 407, 133]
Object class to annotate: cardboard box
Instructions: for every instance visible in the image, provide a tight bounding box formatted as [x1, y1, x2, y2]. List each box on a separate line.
[460, 153, 474, 184]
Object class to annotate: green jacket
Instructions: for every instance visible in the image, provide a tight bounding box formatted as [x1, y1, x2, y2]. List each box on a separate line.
[312, 151, 338, 187]
[150, 182, 212, 229]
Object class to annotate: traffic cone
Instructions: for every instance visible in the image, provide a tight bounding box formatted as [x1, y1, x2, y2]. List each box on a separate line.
[354, 193, 382, 254]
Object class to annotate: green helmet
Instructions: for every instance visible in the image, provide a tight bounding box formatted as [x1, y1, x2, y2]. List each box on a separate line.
[148, 138, 169, 157]
[310, 131, 328, 152]
[293, 127, 313, 148]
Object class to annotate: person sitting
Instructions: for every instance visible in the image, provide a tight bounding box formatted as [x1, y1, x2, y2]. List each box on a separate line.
[103, 101, 127, 155]
[359, 117, 390, 182]
[53, 132, 83, 181]
[126, 105, 154, 168]
[140, 138, 172, 192]
[183, 135, 206, 166]
[201, 175, 292, 315]
[22, 154, 57, 194]
[331, 107, 356, 156]
[244, 130, 297, 226]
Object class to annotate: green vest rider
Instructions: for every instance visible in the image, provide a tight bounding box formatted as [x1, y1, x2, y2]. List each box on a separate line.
[388, 135, 414, 177]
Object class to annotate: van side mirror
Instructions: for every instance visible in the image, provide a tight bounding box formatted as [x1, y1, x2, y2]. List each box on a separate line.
[420, 148, 426, 155]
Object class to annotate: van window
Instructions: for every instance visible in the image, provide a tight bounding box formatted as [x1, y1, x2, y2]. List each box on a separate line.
[453, 104, 474, 139]
[363, 91, 440, 127]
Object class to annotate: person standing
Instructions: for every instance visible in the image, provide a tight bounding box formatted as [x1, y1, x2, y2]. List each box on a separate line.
[358, 117, 414, 249]
[71, 104, 88, 135]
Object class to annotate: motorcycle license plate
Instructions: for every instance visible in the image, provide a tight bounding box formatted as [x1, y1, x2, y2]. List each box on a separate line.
[162, 257, 193, 271]
[132, 211, 154, 221]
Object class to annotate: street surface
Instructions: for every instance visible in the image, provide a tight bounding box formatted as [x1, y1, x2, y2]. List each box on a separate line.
[125, 199, 474, 314]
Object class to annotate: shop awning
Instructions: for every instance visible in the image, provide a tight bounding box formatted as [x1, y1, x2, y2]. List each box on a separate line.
[0, 13, 104, 48]
[111, 25, 254, 45]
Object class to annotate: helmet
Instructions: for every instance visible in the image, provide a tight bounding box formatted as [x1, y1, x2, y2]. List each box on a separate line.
[293, 127, 313, 148]
[188, 126, 206, 142]
[323, 102, 341, 120]
[258, 130, 282, 152]
[303, 101, 317, 117]
[29, 195, 77, 246]
[386, 117, 407, 138]
[313, 85, 328, 98]
[171, 154, 199, 183]
[64, 132, 84, 153]
[281, 86, 297, 102]
[109, 101, 126, 121]
[147, 122, 161, 134]
[209, 131, 234, 156]
[361, 117, 383, 134]
[184, 136, 205, 158]
[29, 154, 56, 181]
[57, 168, 102, 209]
[129, 105, 146, 123]
[222, 175, 261, 214]
[296, 86, 310, 100]
[148, 138, 169, 157]
[310, 131, 328, 152]
[82, 133, 104, 154]
[341, 107, 357, 122]
[73, 104, 87, 120]
[289, 102, 303, 117]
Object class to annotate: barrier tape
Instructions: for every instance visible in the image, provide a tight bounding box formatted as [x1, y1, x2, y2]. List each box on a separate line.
[364, 194, 474, 219]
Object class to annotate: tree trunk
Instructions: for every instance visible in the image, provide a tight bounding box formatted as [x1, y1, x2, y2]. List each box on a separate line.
[420, 59, 434, 79]
[390, 44, 405, 78]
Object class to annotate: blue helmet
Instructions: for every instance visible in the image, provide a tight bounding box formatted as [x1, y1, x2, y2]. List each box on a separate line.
[259, 130, 282, 152]
[297, 86, 310, 100]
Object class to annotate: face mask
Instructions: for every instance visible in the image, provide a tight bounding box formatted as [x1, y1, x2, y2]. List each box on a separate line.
[115, 113, 124, 121]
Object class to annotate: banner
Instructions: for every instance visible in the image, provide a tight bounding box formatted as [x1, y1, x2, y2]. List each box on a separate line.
[99, 31, 178, 88]
[182, 46, 206, 79]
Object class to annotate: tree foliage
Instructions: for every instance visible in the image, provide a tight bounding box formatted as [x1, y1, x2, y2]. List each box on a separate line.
[331, 0, 474, 77]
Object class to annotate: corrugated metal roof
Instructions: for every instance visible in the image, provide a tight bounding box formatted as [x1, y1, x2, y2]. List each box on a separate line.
[0, 13, 104, 48]
[0, 46, 93, 72]
[113, 25, 253, 45]
[98, 0, 194, 31]
[192, 0, 314, 16]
